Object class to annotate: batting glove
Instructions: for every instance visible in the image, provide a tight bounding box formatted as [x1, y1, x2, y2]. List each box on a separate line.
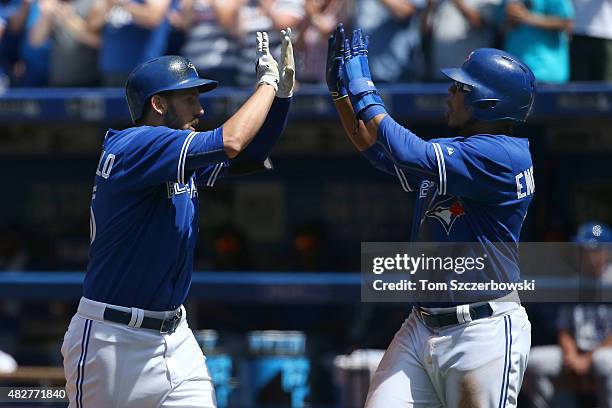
[326, 23, 347, 100]
[341, 29, 386, 122]
[256, 31, 280, 91]
[277, 27, 295, 98]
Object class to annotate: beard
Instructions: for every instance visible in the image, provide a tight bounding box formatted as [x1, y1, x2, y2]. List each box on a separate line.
[162, 103, 185, 130]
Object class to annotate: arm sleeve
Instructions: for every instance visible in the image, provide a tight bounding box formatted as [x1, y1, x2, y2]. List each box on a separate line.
[194, 162, 230, 187]
[191, 98, 289, 186]
[376, 115, 515, 201]
[220, 97, 290, 177]
[362, 143, 418, 192]
[239, 97, 290, 163]
[122, 127, 227, 187]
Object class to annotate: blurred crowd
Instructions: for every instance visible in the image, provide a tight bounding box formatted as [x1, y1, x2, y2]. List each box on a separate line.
[0, 0, 610, 89]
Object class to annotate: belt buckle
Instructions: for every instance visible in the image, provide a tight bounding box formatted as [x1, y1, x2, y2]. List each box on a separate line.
[160, 309, 182, 334]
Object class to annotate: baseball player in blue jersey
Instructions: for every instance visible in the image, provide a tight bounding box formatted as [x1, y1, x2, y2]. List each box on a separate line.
[61, 29, 295, 407]
[327, 24, 536, 407]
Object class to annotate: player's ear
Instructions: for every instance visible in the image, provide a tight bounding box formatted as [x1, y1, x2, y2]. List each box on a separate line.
[150, 94, 167, 116]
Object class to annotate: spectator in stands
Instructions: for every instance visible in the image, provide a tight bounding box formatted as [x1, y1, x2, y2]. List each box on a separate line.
[354, 0, 425, 83]
[502, 0, 573, 84]
[0, 14, 7, 88]
[178, 0, 241, 85]
[88, 0, 172, 86]
[235, 0, 304, 86]
[165, 0, 186, 54]
[28, 0, 100, 86]
[422, 0, 500, 81]
[0, 10, 4, 41]
[570, 0, 612, 81]
[524, 222, 612, 408]
[6, 0, 50, 86]
[295, 0, 347, 83]
[0, 0, 17, 84]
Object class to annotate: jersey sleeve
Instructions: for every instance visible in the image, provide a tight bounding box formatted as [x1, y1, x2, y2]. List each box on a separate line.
[194, 97, 289, 183]
[361, 143, 418, 192]
[376, 115, 517, 201]
[121, 127, 227, 187]
[430, 137, 516, 200]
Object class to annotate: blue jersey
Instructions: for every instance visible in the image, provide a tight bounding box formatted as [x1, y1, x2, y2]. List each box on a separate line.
[83, 127, 227, 310]
[365, 115, 534, 302]
[83, 97, 290, 310]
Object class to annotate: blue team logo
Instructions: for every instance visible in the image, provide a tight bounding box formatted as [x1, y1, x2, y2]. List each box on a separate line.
[425, 196, 465, 235]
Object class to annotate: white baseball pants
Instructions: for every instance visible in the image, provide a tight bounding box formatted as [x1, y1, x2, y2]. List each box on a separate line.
[365, 300, 531, 408]
[61, 297, 216, 408]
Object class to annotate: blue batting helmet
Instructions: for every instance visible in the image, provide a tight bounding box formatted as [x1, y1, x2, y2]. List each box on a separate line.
[574, 222, 612, 245]
[441, 48, 536, 122]
[125, 55, 218, 123]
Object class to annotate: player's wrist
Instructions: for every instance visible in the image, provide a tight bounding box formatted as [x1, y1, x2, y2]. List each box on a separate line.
[360, 103, 386, 122]
[256, 61, 279, 91]
[276, 81, 293, 98]
[258, 75, 279, 92]
[326, 73, 346, 97]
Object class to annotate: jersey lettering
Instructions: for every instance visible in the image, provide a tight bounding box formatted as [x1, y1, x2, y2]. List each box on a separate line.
[516, 166, 535, 199]
[420, 180, 434, 198]
[166, 179, 198, 199]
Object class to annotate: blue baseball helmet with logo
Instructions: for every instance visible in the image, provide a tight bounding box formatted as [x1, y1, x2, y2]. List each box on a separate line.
[125, 55, 218, 123]
[441, 48, 536, 123]
[574, 222, 612, 246]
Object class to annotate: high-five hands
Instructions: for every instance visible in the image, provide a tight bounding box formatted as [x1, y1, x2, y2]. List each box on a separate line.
[277, 27, 295, 98]
[256, 31, 280, 92]
[326, 23, 348, 100]
[341, 28, 386, 122]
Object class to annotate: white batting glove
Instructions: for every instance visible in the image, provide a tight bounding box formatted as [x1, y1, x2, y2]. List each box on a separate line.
[276, 27, 295, 98]
[256, 31, 279, 91]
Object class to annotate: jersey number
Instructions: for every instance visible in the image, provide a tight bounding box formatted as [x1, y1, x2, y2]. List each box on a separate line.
[96, 150, 115, 179]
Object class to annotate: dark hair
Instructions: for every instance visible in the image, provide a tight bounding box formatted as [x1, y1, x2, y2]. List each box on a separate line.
[134, 90, 175, 125]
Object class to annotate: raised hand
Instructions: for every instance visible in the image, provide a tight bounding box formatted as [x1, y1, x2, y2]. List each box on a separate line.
[326, 23, 347, 100]
[277, 27, 295, 98]
[256, 31, 280, 91]
[341, 28, 386, 122]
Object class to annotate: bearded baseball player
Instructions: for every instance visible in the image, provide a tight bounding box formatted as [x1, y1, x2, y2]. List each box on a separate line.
[328, 24, 536, 407]
[61, 29, 294, 407]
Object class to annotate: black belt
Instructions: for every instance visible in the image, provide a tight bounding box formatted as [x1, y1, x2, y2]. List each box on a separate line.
[416, 304, 494, 328]
[103, 307, 182, 334]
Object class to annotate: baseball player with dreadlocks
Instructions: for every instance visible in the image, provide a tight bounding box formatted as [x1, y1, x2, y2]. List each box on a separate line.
[61, 29, 295, 407]
[327, 23, 536, 407]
